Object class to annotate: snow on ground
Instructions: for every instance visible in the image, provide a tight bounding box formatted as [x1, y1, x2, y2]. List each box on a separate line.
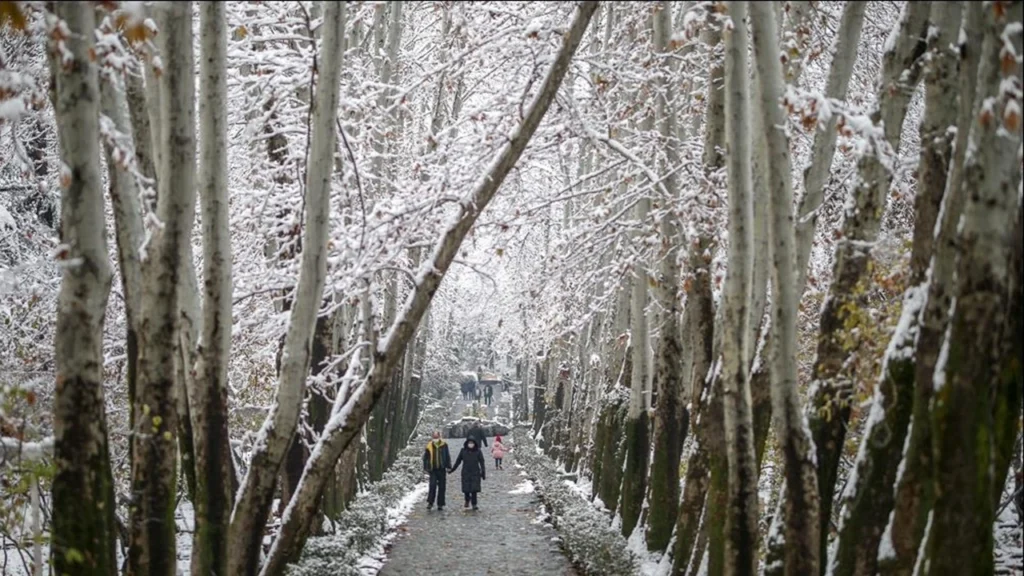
[356, 482, 430, 575]
[3, 500, 194, 576]
[176, 499, 194, 573]
[994, 482, 1023, 575]
[563, 478, 592, 500]
[509, 479, 536, 494]
[625, 511, 668, 576]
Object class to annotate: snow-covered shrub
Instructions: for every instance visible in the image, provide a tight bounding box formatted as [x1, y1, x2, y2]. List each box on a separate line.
[442, 416, 510, 438]
[513, 425, 638, 576]
[286, 391, 452, 576]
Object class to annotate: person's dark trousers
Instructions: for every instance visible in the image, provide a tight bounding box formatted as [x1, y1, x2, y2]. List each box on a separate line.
[428, 468, 446, 508]
[495, 457, 502, 468]
[464, 491, 478, 507]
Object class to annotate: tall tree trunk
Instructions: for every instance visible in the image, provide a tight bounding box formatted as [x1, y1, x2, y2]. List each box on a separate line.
[322, 303, 359, 519]
[673, 9, 723, 571]
[597, 273, 632, 516]
[830, 4, 962, 576]
[687, 5, 733, 570]
[721, 3, 758, 574]
[258, 6, 598, 572]
[143, 3, 163, 179]
[990, 0, 1024, 523]
[792, 1, 867, 299]
[800, 3, 928, 569]
[191, 4, 235, 575]
[370, 1, 406, 478]
[620, 198, 651, 540]
[645, 0, 686, 553]
[129, 3, 197, 574]
[925, 3, 1023, 572]
[100, 52, 146, 482]
[750, 2, 821, 574]
[997, 205, 1024, 507]
[49, 4, 118, 573]
[121, 1, 161, 490]
[883, 7, 984, 573]
[533, 358, 549, 436]
[753, 1, 867, 470]
[226, 3, 345, 574]
[176, 247, 200, 502]
[520, 355, 531, 422]
[97, 9, 145, 463]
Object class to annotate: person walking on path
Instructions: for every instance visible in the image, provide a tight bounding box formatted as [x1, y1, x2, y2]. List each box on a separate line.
[467, 422, 488, 448]
[491, 435, 506, 470]
[484, 383, 494, 406]
[450, 438, 486, 510]
[422, 431, 451, 511]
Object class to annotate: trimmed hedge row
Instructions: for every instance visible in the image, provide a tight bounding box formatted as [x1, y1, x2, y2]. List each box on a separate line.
[287, 393, 452, 576]
[513, 425, 638, 576]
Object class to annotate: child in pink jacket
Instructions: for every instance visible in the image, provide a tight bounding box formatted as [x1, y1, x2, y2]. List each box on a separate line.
[491, 435, 507, 470]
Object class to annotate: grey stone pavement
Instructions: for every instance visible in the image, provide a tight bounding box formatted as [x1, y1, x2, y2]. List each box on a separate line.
[378, 389, 578, 576]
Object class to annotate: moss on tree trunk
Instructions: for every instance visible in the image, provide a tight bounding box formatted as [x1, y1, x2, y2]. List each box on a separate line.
[646, 390, 685, 551]
[832, 353, 915, 576]
[599, 398, 628, 516]
[619, 410, 649, 538]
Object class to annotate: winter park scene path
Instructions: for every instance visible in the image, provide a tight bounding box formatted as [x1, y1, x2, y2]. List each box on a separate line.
[378, 388, 578, 576]
[3, 2, 1024, 576]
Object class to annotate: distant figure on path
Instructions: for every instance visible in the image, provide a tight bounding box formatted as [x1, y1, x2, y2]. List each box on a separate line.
[450, 438, 486, 510]
[422, 431, 451, 511]
[467, 422, 488, 447]
[484, 383, 494, 405]
[491, 435, 506, 470]
[460, 375, 478, 401]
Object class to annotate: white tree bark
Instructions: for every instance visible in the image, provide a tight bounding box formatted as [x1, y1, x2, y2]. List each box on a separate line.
[379, 1, 406, 472]
[760, 6, 868, 573]
[720, 3, 758, 574]
[925, 3, 1024, 572]
[96, 24, 148, 490]
[620, 25, 656, 544]
[176, 236, 201, 499]
[258, 4, 598, 573]
[780, 0, 812, 83]
[802, 4, 929, 567]
[646, 1, 689, 551]
[830, 4, 964, 575]
[794, 1, 868, 295]
[886, 5, 984, 572]
[143, 4, 163, 179]
[191, 3, 234, 575]
[96, 17, 151, 519]
[31, 476, 41, 576]
[129, 3, 197, 574]
[48, 4, 118, 573]
[226, 3, 345, 575]
[98, 66, 143, 336]
[749, 3, 821, 575]
[671, 11, 725, 572]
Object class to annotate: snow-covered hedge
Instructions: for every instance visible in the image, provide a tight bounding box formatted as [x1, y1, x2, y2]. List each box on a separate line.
[286, 391, 451, 576]
[513, 425, 639, 576]
[442, 416, 511, 438]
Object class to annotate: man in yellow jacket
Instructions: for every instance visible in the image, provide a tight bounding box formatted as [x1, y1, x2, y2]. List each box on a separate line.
[422, 431, 452, 511]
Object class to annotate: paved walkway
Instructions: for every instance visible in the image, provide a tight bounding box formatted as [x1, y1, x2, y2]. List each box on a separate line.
[378, 389, 578, 576]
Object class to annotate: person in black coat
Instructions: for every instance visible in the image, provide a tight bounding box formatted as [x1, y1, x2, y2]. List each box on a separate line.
[422, 431, 452, 510]
[449, 437, 486, 510]
[466, 422, 488, 447]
